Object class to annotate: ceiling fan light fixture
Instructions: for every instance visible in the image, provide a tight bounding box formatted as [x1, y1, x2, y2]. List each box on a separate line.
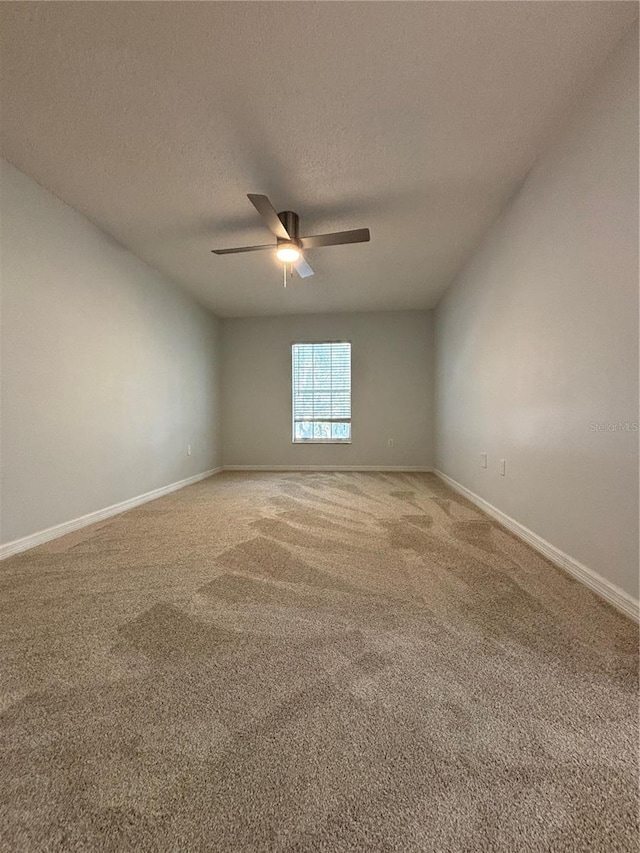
[211, 194, 370, 280]
[276, 242, 301, 263]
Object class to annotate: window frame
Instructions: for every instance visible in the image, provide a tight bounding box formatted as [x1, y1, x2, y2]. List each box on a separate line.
[291, 341, 352, 445]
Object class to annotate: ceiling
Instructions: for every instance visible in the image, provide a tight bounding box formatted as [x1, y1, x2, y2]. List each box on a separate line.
[1, 2, 637, 318]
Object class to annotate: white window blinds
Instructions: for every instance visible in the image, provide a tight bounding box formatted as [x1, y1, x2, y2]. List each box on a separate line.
[292, 342, 351, 442]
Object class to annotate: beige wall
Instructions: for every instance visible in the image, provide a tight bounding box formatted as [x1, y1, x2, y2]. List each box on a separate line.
[435, 26, 639, 600]
[222, 311, 434, 469]
[0, 160, 222, 545]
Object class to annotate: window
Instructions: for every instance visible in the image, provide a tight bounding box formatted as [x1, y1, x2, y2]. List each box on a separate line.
[292, 342, 351, 443]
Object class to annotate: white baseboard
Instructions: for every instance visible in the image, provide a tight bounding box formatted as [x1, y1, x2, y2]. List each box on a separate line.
[434, 470, 639, 623]
[222, 465, 434, 472]
[0, 467, 222, 560]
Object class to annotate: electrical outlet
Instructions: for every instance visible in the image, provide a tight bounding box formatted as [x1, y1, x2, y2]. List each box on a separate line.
[500, 459, 506, 476]
[388, 438, 394, 448]
[187, 444, 192, 456]
[480, 453, 487, 469]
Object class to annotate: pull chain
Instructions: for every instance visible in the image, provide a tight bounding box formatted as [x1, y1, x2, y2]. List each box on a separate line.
[283, 263, 287, 288]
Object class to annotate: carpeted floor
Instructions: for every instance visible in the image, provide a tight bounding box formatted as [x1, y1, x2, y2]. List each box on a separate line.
[1, 471, 638, 852]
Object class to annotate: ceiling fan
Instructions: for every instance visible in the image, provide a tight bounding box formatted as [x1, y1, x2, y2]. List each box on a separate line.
[211, 194, 370, 279]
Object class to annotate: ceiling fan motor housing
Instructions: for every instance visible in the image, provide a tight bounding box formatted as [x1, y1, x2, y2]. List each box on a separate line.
[277, 210, 300, 248]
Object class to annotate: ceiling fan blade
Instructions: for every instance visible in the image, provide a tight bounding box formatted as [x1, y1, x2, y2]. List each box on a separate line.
[301, 228, 370, 249]
[211, 244, 274, 255]
[247, 194, 291, 240]
[294, 256, 314, 279]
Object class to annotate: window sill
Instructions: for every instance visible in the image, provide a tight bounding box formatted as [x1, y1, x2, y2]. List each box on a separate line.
[292, 440, 352, 445]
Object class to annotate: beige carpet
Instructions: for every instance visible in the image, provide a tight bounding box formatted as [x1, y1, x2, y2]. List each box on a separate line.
[1, 471, 638, 852]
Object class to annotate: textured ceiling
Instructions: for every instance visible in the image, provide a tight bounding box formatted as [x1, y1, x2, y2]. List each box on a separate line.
[1, 2, 637, 317]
